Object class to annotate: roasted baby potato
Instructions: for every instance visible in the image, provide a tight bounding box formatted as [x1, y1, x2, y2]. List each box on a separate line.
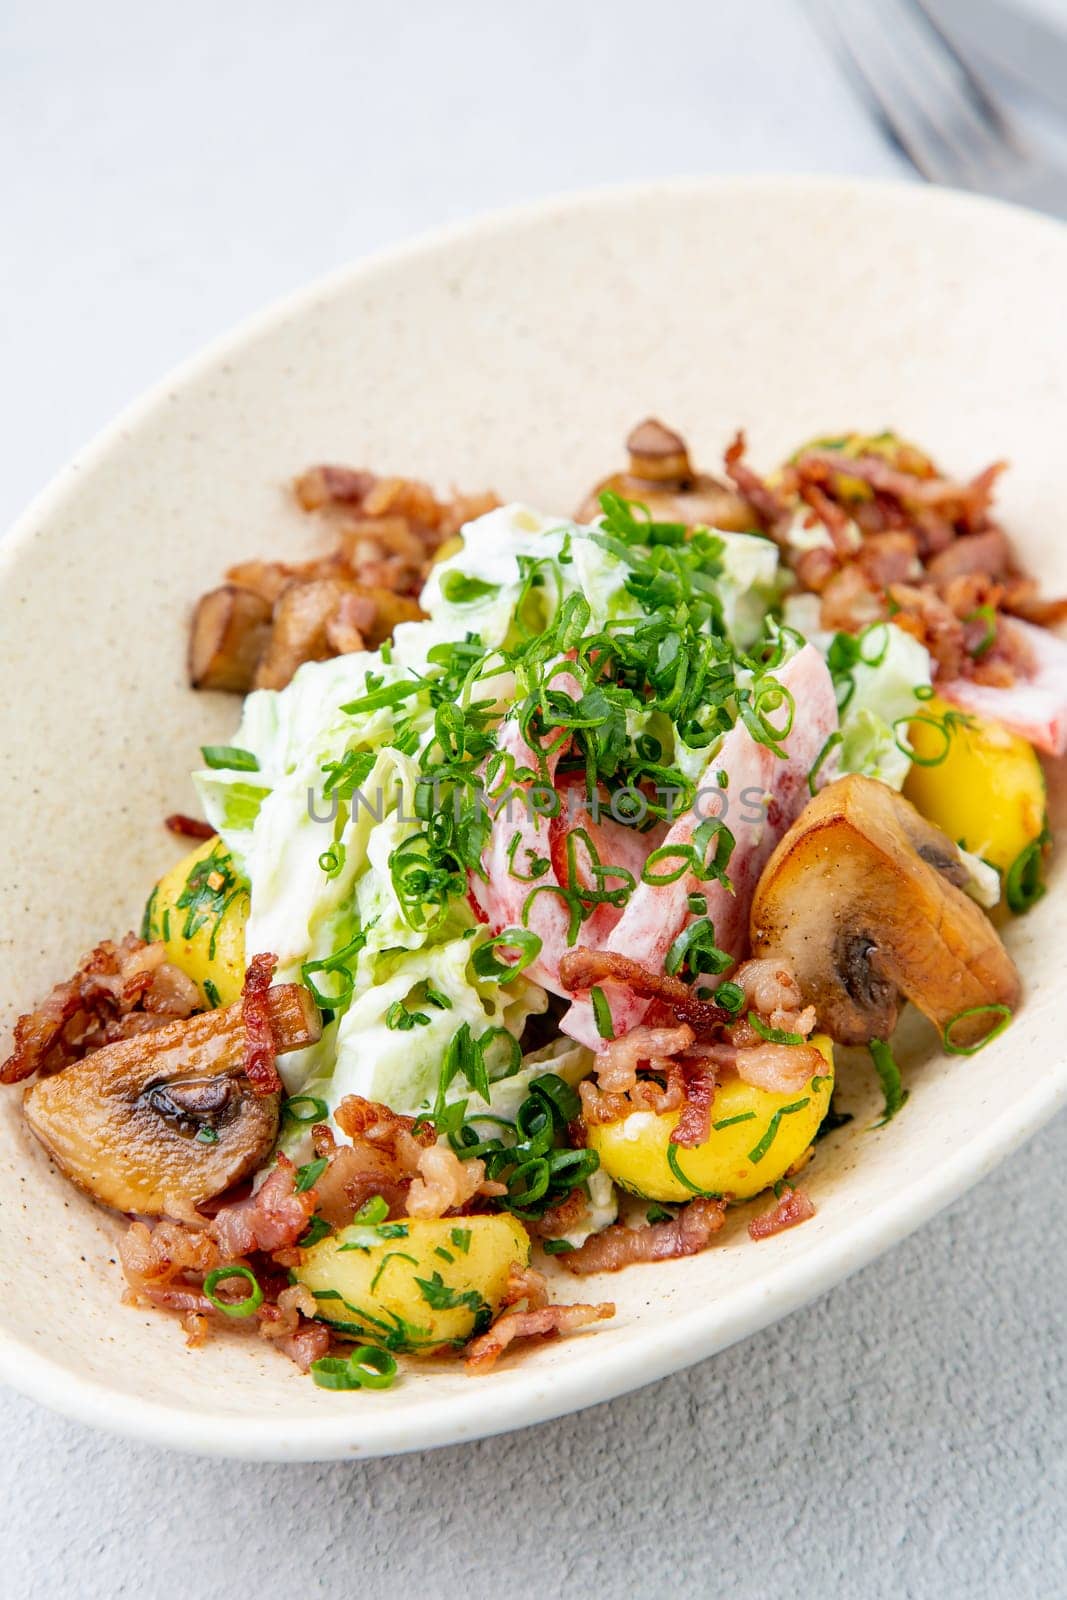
[903, 695, 1047, 882]
[146, 836, 249, 1008]
[296, 1214, 531, 1353]
[588, 1036, 834, 1203]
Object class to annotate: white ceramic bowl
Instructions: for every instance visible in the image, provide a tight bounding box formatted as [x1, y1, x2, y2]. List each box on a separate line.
[1, 177, 1065, 1461]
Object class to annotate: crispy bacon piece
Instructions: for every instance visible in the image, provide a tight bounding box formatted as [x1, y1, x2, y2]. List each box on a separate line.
[240, 953, 282, 1095]
[210, 1154, 316, 1257]
[1, 935, 199, 1084]
[119, 1217, 221, 1293]
[748, 1186, 816, 1241]
[464, 1261, 613, 1373]
[670, 1066, 717, 1148]
[465, 1302, 615, 1374]
[593, 1022, 696, 1093]
[406, 1143, 488, 1219]
[700, 1039, 824, 1095]
[796, 449, 1004, 532]
[559, 949, 729, 1037]
[164, 813, 217, 840]
[309, 1096, 437, 1223]
[723, 430, 792, 534]
[561, 1197, 727, 1275]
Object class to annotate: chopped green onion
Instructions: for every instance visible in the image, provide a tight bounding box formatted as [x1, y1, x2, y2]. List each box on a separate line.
[310, 1356, 363, 1391]
[808, 731, 843, 796]
[1004, 830, 1048, 915]
[347, 1345, 398, 1389]
[746, 1011, 805, 1047]
[590, 986, 615, 1041]
[450, 1227, 472, 1254]
[471, 928, 542, 982]
[294, 1157, 328, 1194]
[868, 1038, 909, 1127]
[963, 604, 997, 658]
[200, 745, 260, 771]
[542, 1238, 576, 1255]
[352, 1196, 389, 1225]
[941, 1004, 1013, 1056]
[203, 1265, 263, 1319]
[440, 571, 501, 605]
[715, 982, 746, 1016]
[283, 1095, 329, 1125]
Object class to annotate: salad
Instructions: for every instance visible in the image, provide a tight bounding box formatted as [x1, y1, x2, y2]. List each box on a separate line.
[4, 420, 1062, 1391]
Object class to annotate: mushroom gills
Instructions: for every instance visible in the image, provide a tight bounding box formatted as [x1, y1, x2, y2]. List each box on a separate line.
[750, 775, 1021, 1049]
[23, 983, 320, 1219]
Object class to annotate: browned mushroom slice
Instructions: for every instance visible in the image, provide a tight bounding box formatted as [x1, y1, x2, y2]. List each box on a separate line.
[188, 585, 273, 692]
[23, 983, 320, 1219]
[749, 775, 1021, 1049]
[576, 417, 758, 531]
[253, 576, 376, 691]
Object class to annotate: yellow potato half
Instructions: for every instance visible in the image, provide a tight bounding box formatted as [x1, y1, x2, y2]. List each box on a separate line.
[589, 1036, 834, 1203]
[903, 695, 1046, 880]
[296, 1214, 531, 1354]
[145, 835, 249, 1007]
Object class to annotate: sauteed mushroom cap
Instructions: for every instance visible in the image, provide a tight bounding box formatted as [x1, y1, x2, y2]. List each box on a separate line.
[750, 775, 1021, 1048]
[576, 418, 757, 531]
[23, 984, 320, 1219]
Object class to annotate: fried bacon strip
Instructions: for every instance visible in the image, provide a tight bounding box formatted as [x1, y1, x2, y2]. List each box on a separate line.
[464, 1262, 614, 1374]
[561, 1197, 727, 1275]
[190, 467, 499, 693]
[748, 1186, 816, 1241]
[240, 952, 283, 1095]
[558, 948, 730, 1035]
[670, 1066, 717, 1148]
[723, 429, 792, 535]
[0, 935, 199, 1084]
[164, 813, 216, 840]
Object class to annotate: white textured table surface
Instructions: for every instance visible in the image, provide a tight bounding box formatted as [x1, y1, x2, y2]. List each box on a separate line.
[1, 3, 1064, 1596]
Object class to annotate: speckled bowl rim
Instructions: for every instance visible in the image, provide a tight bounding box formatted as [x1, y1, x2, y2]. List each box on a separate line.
[2, 175, 1065, 1460]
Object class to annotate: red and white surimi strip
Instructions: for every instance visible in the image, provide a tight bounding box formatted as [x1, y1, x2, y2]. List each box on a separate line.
[559, 644, 838, 1049]
[471, 671, 662, 993]
[940, 617, 1067, 756]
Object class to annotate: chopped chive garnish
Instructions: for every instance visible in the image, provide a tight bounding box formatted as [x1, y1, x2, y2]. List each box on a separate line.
[352, 1196, 389, 1225]
[449, 1227, 472, 1254]
[542, 1238, 576, 1254]
[202, 978, 222, 1009]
